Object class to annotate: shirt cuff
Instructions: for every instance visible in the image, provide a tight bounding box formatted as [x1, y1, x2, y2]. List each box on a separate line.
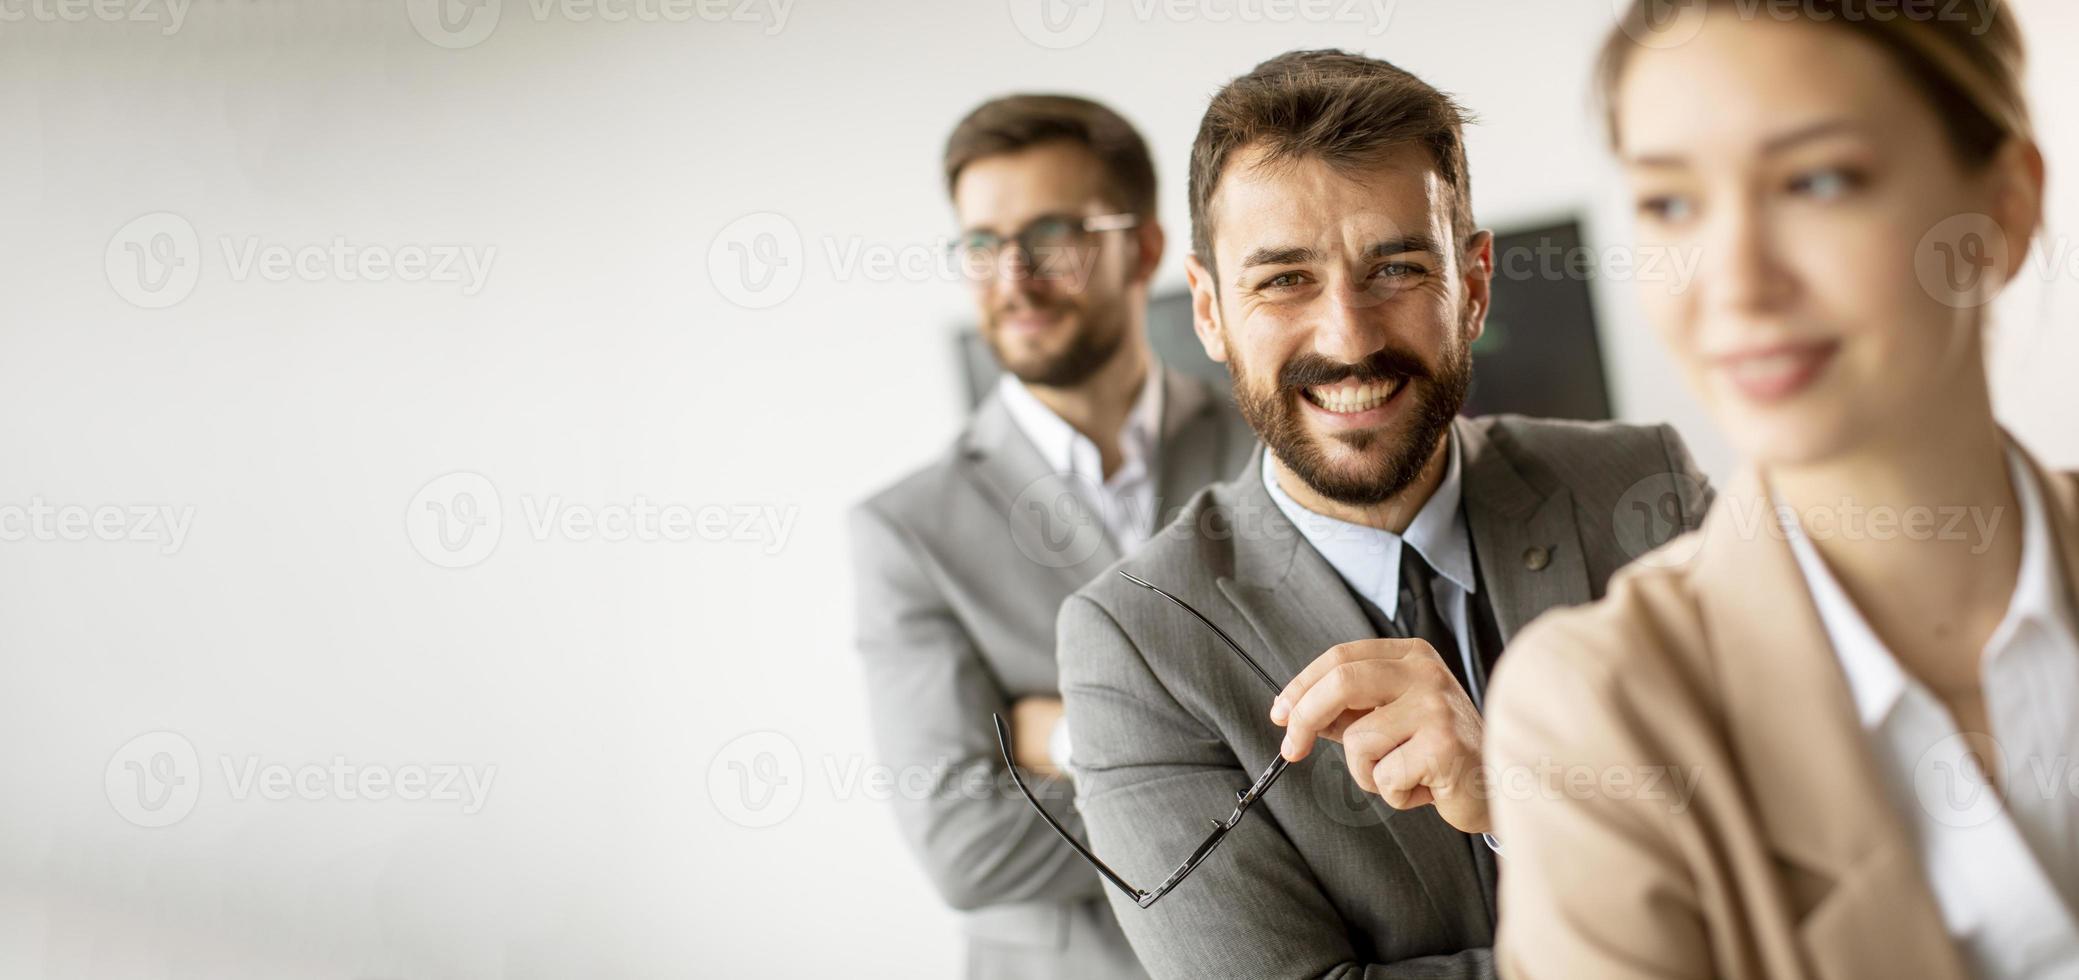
[1048, 716, 1074, 773]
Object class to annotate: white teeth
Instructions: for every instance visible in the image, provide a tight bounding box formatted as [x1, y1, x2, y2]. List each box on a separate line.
[1305, 380, 1399, 413]
[1728, 352, 1810, 380]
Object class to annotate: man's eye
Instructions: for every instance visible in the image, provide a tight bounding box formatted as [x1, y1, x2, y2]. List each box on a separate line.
[1260, 272, 1305, 290]
[1373, 262, 1424, 279]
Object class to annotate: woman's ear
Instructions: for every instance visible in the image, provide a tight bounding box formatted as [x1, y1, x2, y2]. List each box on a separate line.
[1185, 252, 1229, 364]
[1991, 138, 2047, 285]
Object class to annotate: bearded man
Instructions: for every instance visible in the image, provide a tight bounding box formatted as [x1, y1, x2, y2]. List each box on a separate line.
[1051, 50, 1712, 979]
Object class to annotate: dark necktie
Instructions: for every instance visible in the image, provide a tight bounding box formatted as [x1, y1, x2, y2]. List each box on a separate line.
[1395, 544, 1483, 710]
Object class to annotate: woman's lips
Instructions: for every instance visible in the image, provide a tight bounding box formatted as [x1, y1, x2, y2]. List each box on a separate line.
[1713, 339, 1840, 403]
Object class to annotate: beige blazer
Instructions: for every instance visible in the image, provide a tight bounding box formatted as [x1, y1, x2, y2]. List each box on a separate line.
[1484, 444, 2079, 980]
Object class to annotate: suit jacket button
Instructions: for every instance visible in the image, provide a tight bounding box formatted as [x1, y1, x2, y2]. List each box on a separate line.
[1524, 546, 1551, 571]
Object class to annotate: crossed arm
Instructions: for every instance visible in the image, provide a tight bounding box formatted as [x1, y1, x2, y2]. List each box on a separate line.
[848, 504, 1100, 911]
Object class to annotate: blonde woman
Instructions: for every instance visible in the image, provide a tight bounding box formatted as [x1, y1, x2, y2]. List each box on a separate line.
[1481, 3, 2072, 979]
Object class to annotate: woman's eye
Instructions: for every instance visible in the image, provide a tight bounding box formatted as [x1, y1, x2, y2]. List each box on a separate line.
[1638, 194, 1695, 223]
[1789, 167, 1861, 200]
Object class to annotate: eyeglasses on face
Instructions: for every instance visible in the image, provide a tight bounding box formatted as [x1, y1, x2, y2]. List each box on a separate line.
[993, 569, 1292, 909]
[948, 212, 1138, 282]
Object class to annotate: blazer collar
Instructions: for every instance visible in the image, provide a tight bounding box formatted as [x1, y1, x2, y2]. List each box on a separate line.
[1454, 417, 1595, 639]
[1219, 416, 1599, 667]
[1699, 435, 2079, 881]
[957, 366, 1223, 589]
[1687, 435, 2079, 980]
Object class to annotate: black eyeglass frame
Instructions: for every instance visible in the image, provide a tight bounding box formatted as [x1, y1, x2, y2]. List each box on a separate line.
[992, 569, 1292, 909]
[947, 212, 1139, 279]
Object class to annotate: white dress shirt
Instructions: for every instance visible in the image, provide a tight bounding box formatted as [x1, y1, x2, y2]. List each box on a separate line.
[997, 369, 1164, 554]
[1262, 429, 1486, 705]
[999, 369, 1165, 771]
[1783, 448, 2079, 980]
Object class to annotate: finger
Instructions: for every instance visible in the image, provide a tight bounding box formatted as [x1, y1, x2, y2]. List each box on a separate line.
[1315, 707, 1370, 744]
[1272, 639, 1427, 724]
[1281, 659, 1425, 760]
[1372, 739, 1437, 811]
[1343, 726, 1397, 795]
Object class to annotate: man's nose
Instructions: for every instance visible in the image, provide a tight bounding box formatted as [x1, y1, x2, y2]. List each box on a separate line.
[1310, 282, 1392, 366]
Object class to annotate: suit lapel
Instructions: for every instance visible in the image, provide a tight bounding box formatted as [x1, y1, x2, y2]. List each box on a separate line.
[957, 390, 1122, 590]
[1694, 469, 1967, 980]
[1153, 369, 1229, 527]
[1214, 450, 1494, 938]
[1455, 417, 1594, 640]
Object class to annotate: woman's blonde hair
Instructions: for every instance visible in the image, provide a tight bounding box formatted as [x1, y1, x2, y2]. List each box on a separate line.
[1597, 0, 2032, 169]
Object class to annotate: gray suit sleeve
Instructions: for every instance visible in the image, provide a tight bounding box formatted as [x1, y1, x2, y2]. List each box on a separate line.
[848, 503, 1101, 911]
[1059, 594, 1494, 980]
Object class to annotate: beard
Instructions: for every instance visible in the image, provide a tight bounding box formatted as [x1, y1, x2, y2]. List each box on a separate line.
[985, 291, 1131, 389]
[1230, 332, 1473, 507]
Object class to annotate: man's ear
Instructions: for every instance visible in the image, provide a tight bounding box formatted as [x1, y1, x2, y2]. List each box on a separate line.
[1185, 252, 1229, 364]
[1131, 219, 1165, 286]
[1459, 229, 1495, 346]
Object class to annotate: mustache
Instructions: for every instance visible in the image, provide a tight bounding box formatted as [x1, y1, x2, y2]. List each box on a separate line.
[1277, 348, 1432, 390]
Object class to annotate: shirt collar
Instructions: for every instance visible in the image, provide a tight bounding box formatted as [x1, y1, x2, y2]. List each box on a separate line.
[1781, 444, 2069, 729]
[996, 367, 1164, 486]
[1261, 429, 1476, 621]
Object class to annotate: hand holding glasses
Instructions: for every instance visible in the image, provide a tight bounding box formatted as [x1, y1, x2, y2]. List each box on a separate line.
[993, 569, 1293, 909]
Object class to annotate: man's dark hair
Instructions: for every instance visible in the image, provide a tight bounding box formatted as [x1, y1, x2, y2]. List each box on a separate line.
[1189, 50, 1476, 275]
[943, 94, 1158, 218]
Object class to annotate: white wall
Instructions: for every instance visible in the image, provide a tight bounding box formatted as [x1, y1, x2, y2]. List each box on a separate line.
[2, 2, 2071, 978]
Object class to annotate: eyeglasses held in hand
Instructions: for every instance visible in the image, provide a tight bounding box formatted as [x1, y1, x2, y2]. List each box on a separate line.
[993, 569, 1292, 909]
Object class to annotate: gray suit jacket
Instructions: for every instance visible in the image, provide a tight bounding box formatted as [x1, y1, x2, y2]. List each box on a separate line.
[850, 367, 1257, 979]
[1056, 415, 1712, 980]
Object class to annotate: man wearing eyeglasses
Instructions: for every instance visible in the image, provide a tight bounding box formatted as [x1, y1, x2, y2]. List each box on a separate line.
[1050, 51, 1712, 979]
[848, 94, 1255, 979]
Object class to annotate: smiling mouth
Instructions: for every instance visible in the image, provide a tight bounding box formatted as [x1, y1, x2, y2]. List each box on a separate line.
[1301, 378, 1403, 414]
